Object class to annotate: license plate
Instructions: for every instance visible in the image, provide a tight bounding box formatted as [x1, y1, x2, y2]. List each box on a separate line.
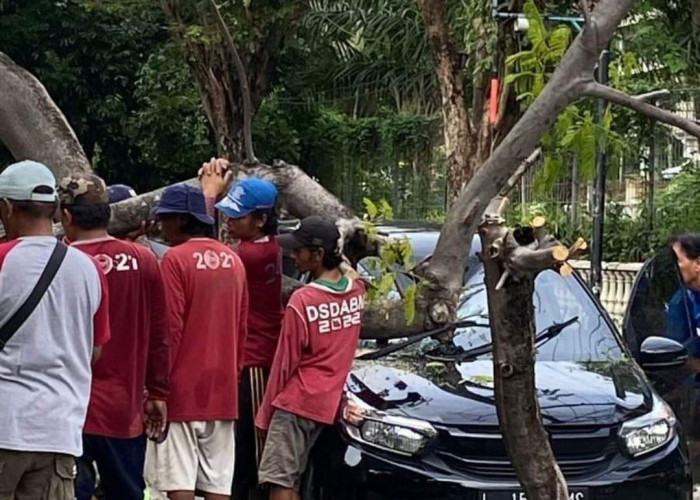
[480, 489, 588, 500]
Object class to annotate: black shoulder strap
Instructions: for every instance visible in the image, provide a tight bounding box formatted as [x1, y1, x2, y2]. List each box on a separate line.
[0, 241, 68, 351]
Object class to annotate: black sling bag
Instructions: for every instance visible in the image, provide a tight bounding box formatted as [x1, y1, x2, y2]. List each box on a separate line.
[0, 241, 67, 351]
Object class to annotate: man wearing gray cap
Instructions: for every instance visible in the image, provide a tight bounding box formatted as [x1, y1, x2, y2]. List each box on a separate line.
[0, 161, 111, 500]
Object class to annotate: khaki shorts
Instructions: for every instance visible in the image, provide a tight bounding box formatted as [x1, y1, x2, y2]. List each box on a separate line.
[145, 420, 235, 495]
[258, 409, 324, 491]
[0, 449, 76, 500]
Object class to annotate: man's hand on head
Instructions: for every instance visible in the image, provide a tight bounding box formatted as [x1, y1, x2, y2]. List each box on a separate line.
[199, 158, 233, 199]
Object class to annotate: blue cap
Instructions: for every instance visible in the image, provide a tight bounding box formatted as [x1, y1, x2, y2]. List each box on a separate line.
[215, 177, 277, 218]
[108, 184, 137, 204]
[152, 183, 214, 225]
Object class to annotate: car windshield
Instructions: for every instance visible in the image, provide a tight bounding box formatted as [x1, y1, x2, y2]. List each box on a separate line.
[452, 267, 623, 363]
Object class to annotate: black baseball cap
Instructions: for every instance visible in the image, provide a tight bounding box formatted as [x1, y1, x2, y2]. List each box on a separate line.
[278, 215, 340, 254]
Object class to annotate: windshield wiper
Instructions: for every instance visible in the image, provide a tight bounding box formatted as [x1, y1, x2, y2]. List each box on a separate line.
[534, 315, 579, 347]
[355, 320, 489, 361]
[453, 315, 580, 363]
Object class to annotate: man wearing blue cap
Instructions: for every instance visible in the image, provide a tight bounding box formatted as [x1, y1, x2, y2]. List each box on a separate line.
[108, 184, 138, 204]
[146, 183, 248, 500]
[200, 162, 284, 500]
[0, 161, 110, 500]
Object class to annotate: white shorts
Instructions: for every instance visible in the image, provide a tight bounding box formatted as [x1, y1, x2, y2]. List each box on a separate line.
[145, 420, 235, 495]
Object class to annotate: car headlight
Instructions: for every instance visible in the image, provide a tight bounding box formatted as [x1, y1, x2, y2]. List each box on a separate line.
[619, 394, 677, 457]
[340, 392, 437, 456]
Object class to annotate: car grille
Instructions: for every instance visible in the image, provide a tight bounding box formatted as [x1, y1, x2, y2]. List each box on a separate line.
[432, 424, 617, 480]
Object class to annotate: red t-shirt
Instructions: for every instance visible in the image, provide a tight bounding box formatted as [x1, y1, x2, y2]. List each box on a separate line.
[162, 238, 248, 421]
[71, 236, 170, 438]
[256, 278, 365, 429]
[234, 236, 283, 368]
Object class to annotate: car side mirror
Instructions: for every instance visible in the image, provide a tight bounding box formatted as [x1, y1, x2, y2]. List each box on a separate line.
[640, 336, 688, 370]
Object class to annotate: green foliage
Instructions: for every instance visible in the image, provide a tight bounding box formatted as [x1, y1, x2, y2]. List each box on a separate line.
[509, 166, 700, 262]
[505, 0, 571, 105]
[654, 165, 700, 241]
[361, 200, 417, 325]
[363, 198, 394, 222]
[0, 0, 172, 190]
[380, 236, 414, 269]
[505, 1, 631, 196]
[403, 283, 417, 326]
[128, 43, 215, 184]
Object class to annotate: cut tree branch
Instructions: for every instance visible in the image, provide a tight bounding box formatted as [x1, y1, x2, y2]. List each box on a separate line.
[634, 89, 671, 102]
[583, 82, 700, 138]
[207, 0, 256, 162]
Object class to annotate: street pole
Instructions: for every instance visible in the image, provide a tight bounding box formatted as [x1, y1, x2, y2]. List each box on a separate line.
[648, 119, 656, 233]
[570, 154, 579, 226]
[590, 45, 610, 298]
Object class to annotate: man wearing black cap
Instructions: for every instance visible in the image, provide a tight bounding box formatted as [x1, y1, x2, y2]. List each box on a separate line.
[255, 216, 365, 500]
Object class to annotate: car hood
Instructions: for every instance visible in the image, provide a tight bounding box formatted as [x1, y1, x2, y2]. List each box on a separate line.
[347, 357, 653, 426]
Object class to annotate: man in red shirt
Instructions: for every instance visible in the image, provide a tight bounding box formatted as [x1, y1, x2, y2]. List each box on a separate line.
[255, 216, 365, 500]
[199, 167, 284, 499]
[58, 173, 170, 500]
[147, 183, 248, 500]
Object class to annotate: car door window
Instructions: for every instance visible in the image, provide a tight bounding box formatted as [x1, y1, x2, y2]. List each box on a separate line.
[624, 247, 692, 359]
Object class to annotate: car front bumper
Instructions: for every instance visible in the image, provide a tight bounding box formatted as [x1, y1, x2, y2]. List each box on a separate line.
[305, 431, 692, 500]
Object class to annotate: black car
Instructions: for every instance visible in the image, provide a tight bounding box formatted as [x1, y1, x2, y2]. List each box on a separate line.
[299, 223, 692, 500]
[624, 244, 700, 480]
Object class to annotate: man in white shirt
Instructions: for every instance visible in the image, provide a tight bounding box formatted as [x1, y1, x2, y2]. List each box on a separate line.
[0, 161, 111, 500]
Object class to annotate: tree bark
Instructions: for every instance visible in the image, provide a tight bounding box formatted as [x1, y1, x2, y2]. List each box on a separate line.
[417, 0, 473, 203]
[160, 0, 246, 160]
[206, 0, 256, 162]
[0, 53, 91, 177]
[109, 159, 355, 232]
[479, 226, 568, 500]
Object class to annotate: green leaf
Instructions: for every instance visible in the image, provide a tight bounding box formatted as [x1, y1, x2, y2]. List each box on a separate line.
[523, 0, 547, 50]
[548, 26, 571, 60]
[363, 197, 378, 220]
[378, 199, 394, 220]
[404, 283, 417, 325]
[505, 50, 535, 67]
[376, 273, 395, 297]
[578, 113, 596, 180]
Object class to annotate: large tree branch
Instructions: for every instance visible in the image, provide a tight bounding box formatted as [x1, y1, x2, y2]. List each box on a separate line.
[424, 0, 634, 311]
[207, 0, 256, 162]
[109, 159, 355, 233]
[584, 82, 700, 138]
[0, 52, 91, 177]
[498, 148, 541, 198]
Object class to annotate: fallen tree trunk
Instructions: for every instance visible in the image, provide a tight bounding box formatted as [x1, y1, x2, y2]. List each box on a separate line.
[0, 53, 91, 177]
[109, 160, 356, 234]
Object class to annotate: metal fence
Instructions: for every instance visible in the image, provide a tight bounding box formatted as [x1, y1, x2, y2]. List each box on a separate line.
[511, 88, 700, 216]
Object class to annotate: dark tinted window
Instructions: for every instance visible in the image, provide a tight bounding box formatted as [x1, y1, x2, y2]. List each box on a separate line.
[454, 268, 623, 362]
[624, 247, 693, 358]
